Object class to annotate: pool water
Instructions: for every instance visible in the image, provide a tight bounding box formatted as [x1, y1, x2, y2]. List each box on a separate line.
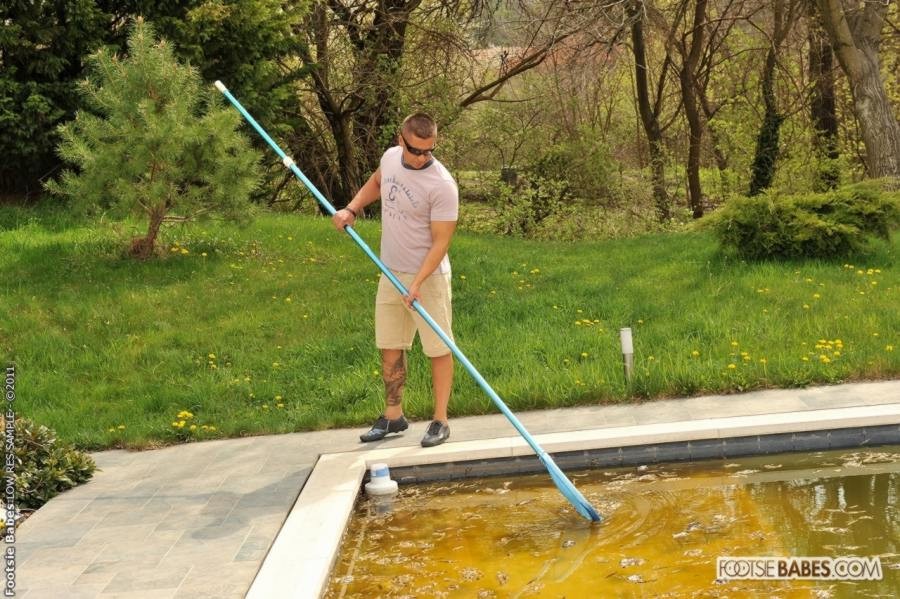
[325, 446, 900, 597]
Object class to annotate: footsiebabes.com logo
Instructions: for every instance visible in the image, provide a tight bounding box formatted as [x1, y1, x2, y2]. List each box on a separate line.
[716, 556, 883, 581]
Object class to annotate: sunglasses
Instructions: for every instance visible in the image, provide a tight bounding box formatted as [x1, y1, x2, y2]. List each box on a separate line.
[400, 132, 435, 157]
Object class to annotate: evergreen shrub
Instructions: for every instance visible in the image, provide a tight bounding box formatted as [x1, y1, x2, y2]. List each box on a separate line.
[708, 181, 899, 259]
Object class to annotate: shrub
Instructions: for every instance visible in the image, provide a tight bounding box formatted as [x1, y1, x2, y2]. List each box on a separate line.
[527, 134, 620, 203]
[489, 177, 570, 237]
[706, 181, 899, 259]
[9, 418, 96, 510]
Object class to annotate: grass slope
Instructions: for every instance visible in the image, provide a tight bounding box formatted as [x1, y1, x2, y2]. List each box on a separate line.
[1, 208, 896, 449]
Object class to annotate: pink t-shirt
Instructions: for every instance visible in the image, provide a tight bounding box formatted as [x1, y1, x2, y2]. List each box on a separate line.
[379, 146, 459, 274]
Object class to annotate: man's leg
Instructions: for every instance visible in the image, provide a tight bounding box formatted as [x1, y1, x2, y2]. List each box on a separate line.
[430, 352, 453, 423]
[382, 349, 407, 420]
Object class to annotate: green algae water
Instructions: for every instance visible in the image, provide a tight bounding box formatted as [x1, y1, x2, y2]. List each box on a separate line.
[325, 446, 900, 598]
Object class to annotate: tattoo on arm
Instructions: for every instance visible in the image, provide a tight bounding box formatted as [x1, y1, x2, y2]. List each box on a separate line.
[384, 352, 407, 407]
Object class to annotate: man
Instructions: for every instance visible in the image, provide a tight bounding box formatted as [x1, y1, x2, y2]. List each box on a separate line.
[331, 113, 458, 448]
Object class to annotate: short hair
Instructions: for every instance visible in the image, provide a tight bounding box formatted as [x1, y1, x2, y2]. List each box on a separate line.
[401, 113, 437, 139]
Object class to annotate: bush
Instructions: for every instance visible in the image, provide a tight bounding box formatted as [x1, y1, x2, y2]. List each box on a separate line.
[706, 181, 899, 259]
[10, 418, 96, 510]
[527, 134, 620, 203]
[489, 177, 570, 237]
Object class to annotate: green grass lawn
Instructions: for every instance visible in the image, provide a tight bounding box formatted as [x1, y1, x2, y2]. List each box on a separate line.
[1, 206, 897, 449]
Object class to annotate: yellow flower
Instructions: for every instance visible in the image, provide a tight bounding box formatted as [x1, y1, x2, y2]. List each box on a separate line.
[108, 427, 116, 432]
[730, 341, 739, 347]
[208, 353, 216, 359]
[117, 425, 125, 430]
[201, 252, 207, 257]
[887, 345, 895, 352]
[581, 352, 589, 358]
[189, 424, 197, 431]
[727, 363, 737, 369]
[759, 358, 767, 364]
[460, 275, 466, 280]
[691, 350, 700, 358]
[819, 355, 831, 363]
[180, 248, 189, 255]
[802, 356, 809, 362]
[803, 304, 810, 310]
[276, 403, 284, 409]
[275, 395, 282, 400]
[812, 293, 821, 299]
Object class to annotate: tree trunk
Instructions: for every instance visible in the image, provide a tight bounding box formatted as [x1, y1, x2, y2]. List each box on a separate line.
[808, 12, 840, 190]
[679, 0, 708, 219]
[749, 49, 784, 195]
[629, 1, 670, 221]
[816, 0, 900, 178]
[130, 206, 165, 259]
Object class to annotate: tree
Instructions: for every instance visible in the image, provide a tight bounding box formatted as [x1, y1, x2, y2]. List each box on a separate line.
[748, 0, 801, 195]
[629, 0, 673, 220]
[815, 0, 900, 178]
[0, 0, 109, 197]
[808, 1, 840, 190]
[47, 20, 260, 259]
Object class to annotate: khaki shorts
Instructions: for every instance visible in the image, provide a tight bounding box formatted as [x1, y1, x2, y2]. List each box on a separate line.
[376, 271, 453, 357]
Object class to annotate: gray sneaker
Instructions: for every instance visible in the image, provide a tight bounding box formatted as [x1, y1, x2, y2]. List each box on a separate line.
[421, 420, 450, 447]
[359, 415, 409, 443]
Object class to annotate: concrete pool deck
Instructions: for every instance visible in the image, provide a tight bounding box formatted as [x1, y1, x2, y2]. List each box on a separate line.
[15, 380, 900, 598]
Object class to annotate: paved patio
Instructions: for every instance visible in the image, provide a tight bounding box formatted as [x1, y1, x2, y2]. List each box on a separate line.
[15, 379, 900, 598]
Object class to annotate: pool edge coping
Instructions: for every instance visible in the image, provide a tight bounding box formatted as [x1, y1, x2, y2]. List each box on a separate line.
[246, 402, 900, 599]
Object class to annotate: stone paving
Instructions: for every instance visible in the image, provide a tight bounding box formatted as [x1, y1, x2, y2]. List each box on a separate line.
[15, 380, 900, 598]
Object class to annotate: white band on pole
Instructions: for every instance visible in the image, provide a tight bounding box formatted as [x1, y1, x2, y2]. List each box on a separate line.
[214, 80, 227, 92]
[282, 156, 295, 168]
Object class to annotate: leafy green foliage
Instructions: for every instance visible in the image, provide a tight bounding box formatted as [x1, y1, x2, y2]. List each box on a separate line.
[708, 181, 900, 259]
[46, 20, 260, 257]
[490, 178, 570, 237]
[12, 418, 96, 509]
[0, 1, 110, 195]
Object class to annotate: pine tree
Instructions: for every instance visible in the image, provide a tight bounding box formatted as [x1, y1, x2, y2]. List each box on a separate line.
[47, 19, 260, 258]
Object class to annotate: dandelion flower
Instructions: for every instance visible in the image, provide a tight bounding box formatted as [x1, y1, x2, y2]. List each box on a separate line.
[117, 425, 125, 430]
[727, 363, 737, 369]
[691, 350, 700, 358]
[581, 352, 589, 358]
[887, 345, 895, 352]
[189, 424, 197, 431]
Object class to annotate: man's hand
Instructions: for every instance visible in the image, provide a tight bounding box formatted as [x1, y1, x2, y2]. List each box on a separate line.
[403, 282, 422, 309]
[331, 208, 356, 231]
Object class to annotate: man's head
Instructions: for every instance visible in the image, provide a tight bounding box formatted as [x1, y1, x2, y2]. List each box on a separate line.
[399, 113, 437, 169]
